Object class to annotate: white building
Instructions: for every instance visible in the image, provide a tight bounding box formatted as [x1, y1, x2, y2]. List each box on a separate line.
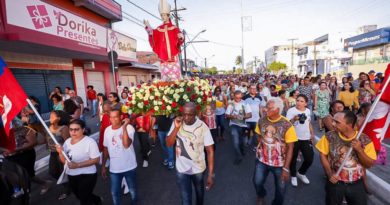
[264, 45, 301, 74]
[297, 33, 354, 77]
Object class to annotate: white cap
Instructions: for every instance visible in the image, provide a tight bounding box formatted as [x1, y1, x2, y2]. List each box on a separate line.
[158, 0, 171, 14]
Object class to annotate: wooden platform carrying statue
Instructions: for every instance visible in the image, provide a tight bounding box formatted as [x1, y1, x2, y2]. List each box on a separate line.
[144, 0, 184, 81]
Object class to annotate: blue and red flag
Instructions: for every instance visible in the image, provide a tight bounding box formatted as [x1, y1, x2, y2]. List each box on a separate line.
[0, 57, 28, 150]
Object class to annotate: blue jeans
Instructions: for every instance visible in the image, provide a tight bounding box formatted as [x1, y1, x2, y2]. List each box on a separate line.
[110, 168, 137, 205]
[176, 172, 205, 205]
[246, 121, 258, 147]
[158, 131, 174, 163]
[230, 125, 245, 159]
[253, 160, 286, 205]
[216, 114, 226, 137]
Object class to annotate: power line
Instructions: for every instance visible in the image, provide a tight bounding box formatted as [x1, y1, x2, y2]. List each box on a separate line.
[123, 0, 161, 21]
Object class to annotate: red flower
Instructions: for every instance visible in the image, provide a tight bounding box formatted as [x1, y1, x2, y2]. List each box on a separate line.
[155, 96, 159, 100]
[162, 105, 167, 110]
[179, 106, 184, 112]
[137, 84, 141, 89]
[149, 88, 153, 92]
[196, 105, 201, 111]
[150, 108, 156, 113]
[144, 101, 149, 105]
[186, 87, 192, 92]
[128, 96, 132, 101]
[172, 102, 177, 108]
[191, 94, 197, 100]
[198, 86, 202, 89]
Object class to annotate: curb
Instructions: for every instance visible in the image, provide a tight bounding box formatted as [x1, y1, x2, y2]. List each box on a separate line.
[35, 132, 100, 175]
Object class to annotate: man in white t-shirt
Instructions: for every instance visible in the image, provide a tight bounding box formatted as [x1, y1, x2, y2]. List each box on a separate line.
[166, 102, 215, 205]
[102, 109, 137, 205]
[226, 90, 252, 164]
[243, 85, 263, 150]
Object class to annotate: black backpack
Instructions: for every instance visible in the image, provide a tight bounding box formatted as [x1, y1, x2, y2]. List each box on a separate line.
[0, 158, 31, 205]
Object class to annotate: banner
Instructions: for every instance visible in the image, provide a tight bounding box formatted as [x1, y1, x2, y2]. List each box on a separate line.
[6, 0, 107, 49]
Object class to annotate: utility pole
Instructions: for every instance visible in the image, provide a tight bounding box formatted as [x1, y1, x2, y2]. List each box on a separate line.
[204, 58, 207, 68]
[253, 56, 258, 74]
[313, 42, 317, 76]
[288, 38, 298, 74]
[172, 0, 186, 75]
[240, 0, 245, 74]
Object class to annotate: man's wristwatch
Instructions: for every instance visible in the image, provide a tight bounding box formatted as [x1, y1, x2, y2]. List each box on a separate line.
[282, 167, 290, 173]
[209, 173, 215, 178]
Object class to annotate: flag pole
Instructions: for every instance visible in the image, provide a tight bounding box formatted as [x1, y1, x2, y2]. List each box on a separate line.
[26, 99, 71, 162]
[336, 75, 390, 175]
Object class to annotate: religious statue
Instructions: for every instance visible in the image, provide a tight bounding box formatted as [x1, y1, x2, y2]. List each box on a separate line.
[144, 0, 184, 81]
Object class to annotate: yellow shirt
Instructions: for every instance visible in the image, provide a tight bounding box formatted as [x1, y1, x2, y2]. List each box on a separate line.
[338, 90, 359, 109]
[275, 85, 282, 92]
[316, 133, 376, 160]
[255, 116, 298, 167]
[316, 131, 377, 182]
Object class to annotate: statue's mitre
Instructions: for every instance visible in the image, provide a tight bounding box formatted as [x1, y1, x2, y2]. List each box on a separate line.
[158, 0, 171, 14]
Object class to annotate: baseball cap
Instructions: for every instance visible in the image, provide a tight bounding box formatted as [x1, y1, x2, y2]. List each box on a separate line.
[376, 72, 383, 76]
[369, 70, 375, 74]
[346, 72, 353, 77]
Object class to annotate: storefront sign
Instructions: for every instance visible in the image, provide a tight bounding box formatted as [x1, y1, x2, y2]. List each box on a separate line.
[298, 47, 308, 56]
[5, 0, 107, 49]
[344, 28, 390, 49]
[107, 29, 137, 61]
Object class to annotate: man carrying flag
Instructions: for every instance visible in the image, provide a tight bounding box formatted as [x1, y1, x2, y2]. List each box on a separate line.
[363, 63, 390, 152]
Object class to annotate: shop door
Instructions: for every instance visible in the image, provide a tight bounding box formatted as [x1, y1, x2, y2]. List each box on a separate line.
[74, 68, 87, 104]
[87, 71, 105, 95]
[121, 75, 137, 87]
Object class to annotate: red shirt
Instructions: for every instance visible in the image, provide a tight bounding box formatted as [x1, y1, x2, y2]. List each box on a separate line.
[87, 89, 97, 100]
[99, 114, 111, 152]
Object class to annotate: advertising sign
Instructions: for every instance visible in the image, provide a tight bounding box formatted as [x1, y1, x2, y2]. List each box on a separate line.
[344, 28, 390, 50]
[5, 0, 107, 50]
[107, 29, 137, 61]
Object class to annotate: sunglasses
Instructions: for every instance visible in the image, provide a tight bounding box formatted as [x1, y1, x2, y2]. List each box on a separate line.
[69, 128, 81, 132]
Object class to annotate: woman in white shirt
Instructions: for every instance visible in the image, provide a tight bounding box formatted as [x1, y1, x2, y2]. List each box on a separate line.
[286, 94, 315, 187]
[56, 119, 101, 205]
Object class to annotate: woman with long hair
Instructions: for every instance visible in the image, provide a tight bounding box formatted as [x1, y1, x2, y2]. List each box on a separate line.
[314, 82, 331, 131]
[108, 92, 122, 110]
[46, 110, 71, 200]
[286, 94, 314, 187]
[338, 82, 359, 111]
[97, 93, 107, 122]
[358, 80, 376, 104]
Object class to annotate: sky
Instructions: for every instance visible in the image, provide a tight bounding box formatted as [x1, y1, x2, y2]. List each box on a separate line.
[112, 0, 390, 70]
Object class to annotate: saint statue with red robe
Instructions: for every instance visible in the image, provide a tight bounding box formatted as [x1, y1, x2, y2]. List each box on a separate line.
[144, 0, 184, 81]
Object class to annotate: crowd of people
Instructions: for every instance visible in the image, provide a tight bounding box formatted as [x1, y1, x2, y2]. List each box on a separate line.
[0, 68, 386, 205]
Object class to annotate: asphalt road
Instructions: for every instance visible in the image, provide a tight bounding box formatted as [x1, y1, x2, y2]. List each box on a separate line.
[29, 119, 387, 205]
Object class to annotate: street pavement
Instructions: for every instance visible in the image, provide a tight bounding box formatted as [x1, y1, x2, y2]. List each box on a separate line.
[29, 117, 389, 205]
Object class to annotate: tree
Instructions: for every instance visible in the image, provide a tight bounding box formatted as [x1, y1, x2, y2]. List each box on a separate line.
[235, 55, 242, 66]
[204, 66, 218, 75]
[268, 61, 287, 72]
[235, 68, 243, 74]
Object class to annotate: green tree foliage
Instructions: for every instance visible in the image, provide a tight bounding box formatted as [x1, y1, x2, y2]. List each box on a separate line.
[235, 55, 242, 66]
[268, 62, 287, 72]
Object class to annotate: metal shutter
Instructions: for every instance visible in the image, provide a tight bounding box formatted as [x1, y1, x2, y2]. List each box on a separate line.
[11, 69, 74, 113]
[87, 71, 105, 94]
[11, 69, 49, 113]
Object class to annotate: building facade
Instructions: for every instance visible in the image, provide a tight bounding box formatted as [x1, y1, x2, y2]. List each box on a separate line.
[344, 27, 390, 76]
[264, 45, 301, 74]
[0, 0, 157, 113]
